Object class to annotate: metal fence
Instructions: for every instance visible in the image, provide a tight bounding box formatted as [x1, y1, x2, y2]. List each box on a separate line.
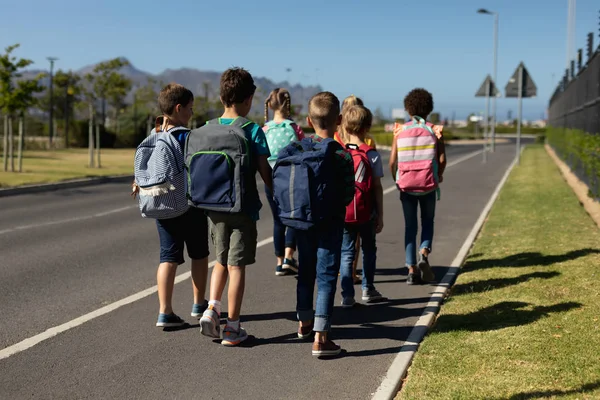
[548, 45, 600, 134]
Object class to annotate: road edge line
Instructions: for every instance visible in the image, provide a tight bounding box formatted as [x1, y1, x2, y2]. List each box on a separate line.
[371, 149, 523, 400]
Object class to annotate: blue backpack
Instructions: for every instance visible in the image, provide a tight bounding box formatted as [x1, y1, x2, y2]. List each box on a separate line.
[134, 126, 190, 219]
[272, 137, 341, 230]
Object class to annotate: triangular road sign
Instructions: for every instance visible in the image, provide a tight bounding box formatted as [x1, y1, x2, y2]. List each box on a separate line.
[475, 75, 500, 97]
[505, 62, 537, 98]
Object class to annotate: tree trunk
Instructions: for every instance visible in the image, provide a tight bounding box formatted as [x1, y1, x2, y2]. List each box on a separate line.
[64, 111, 70, 149]
[8, 116, 14, 172]
[3, 114, 8, 172]
[88, 104, 94, 168]
[95, 121, 101, 168]
[17, 115, 24, 173]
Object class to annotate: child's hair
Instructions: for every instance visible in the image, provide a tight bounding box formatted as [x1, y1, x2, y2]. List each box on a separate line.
[341, 94, 364, 113]
[158, 83, 194, 115]
[404, 88, 434, 119]
[308, 92, 340, 130]
[220, 67, 257, 107]
[342, 105, 373, 137]
[264, 88, 291, 123]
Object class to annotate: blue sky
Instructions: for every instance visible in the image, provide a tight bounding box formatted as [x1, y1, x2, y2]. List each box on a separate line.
[1, 0, 598, 120]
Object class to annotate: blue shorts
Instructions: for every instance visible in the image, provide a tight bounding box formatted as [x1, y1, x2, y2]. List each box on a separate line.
[156, 207, 210, 265]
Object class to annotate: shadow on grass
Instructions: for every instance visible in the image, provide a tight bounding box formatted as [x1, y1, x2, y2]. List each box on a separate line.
[451, 271, 561, 296]
[463, 249, 600, 272]
[433, 301, 582, 333]
[500, 380, 600, 400]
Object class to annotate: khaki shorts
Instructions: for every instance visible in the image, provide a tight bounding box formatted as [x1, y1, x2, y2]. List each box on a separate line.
[207, 211, 258, 266]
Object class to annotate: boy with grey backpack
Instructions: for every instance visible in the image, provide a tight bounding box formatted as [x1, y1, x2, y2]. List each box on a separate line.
[133, 83, 210, 329]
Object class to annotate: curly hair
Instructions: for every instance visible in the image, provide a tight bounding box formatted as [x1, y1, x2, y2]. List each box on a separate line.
[403, 88, 434, 119]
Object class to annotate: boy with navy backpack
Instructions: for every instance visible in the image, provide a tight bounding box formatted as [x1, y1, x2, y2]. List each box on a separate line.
[133, 83, 210, 328]
[273, 92, 354, 357]
[338, 104, 386, 308]
[389, 88, 447, 285]
[194, 67, 272, 346]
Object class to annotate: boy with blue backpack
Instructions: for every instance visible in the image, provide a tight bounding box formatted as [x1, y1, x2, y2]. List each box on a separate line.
[338, 104, 386, 308]
[133, 83, 210, 328]
[389, 88, 447, 285]
[193, 67, 272, 346]
[273, 91, 354, 357]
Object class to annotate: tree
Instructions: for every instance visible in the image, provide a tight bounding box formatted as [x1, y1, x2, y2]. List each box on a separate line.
[373, 107, 386, 125]
[106, 72, 132, 136]
[429, 112, 441, 124]
[39, 70, 81, 148]
[0, 44, 44, 172]
[133, 77, 161, 136]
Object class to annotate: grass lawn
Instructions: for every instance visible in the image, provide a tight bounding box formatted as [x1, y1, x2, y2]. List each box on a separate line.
[0, 149, 135, 188]
[397, 145, 600, 400]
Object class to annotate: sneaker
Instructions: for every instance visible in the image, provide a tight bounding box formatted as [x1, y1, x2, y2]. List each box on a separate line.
[362, 289, 385, 303]
[275, 265, 287, 276]
[191, 300, 209, 318]
[156, 313, 186, 328]
[199, 307, 221, 338]
[221, 326, 248, 347]
[418, 253, 435, 282]
[312, 340, 342, 357]
[282, 258, 298, 273]
[341, 297, 357, 308]
[298, 322, 314, 340]
[407, 271, 423, 285]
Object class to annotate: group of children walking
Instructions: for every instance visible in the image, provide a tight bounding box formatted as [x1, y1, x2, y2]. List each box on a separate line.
[133, 67, 447, 356]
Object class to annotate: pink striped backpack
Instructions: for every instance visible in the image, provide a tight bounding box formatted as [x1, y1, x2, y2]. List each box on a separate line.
[394, 116, 440, 197]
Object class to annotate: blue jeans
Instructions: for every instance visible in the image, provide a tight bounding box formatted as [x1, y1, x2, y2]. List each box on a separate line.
[295, 221, 344, 332]
[265, 184, 296, 258]
[400, 191, 437, 266]
[340, 220, 377, 299]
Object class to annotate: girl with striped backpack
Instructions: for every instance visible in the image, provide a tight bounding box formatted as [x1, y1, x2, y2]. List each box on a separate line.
[389, 88, 446, 286]
[263, 88, 305, 276]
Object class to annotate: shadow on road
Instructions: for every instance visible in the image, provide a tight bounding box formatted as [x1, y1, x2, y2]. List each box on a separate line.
[498, 380, 600, 400]
[462, 249, 600, 272]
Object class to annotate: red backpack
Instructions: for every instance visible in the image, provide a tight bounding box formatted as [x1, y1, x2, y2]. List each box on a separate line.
[345, 143, 374, 225]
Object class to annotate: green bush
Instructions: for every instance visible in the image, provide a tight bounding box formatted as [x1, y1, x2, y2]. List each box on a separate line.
[547, 126, 600, 198]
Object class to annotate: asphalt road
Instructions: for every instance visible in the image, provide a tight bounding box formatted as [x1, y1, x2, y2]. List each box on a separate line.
[0, 141, 522, 399]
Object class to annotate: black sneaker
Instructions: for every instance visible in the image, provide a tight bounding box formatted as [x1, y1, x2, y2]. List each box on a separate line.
[418, 254, 435, 282]
[275, 265, 287, 276]
[407, 272, 423, 285]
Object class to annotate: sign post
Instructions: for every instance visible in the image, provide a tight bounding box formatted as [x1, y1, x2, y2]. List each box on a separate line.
[475, 75, 499, 163]
[505, 62, 537, 164]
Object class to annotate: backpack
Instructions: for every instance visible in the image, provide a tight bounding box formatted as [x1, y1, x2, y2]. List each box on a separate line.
[272, 137, 341, 230]
[265, 120, 299, 167]
[134, 126, 190, 219]
[345, 143, 374, 225]
[185, 117, 251, 213]
[395, 116, 440, 196]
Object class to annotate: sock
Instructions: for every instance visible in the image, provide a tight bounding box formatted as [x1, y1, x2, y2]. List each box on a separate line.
[226, 319, 240, 331]
[208, 300, 221, 316]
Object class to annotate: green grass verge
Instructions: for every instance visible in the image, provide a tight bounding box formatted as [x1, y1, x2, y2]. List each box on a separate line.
[397, 145, 600, 400]
[0, 149, 134, 188]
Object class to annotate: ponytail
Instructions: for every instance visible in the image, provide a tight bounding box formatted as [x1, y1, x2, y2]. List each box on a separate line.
[264, 98, 269, 124]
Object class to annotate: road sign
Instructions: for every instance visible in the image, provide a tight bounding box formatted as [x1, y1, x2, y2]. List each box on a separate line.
[505, 62, 537, 165]
[505, 62, 537, 98]
[475, 75, 500, 97]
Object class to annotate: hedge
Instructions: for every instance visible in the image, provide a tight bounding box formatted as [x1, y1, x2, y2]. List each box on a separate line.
[546, 126, 600, 198]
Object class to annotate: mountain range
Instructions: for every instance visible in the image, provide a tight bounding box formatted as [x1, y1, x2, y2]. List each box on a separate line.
[24, 58, 322, 118]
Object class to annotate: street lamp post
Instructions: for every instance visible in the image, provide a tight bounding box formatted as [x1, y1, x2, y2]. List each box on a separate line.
[47, 57, 58, 147]
[477, 9, 498, 152]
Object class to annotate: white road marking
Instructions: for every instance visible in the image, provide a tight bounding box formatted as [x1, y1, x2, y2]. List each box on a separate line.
[0, 147, 486, 361]
[0, 205, 138, 236]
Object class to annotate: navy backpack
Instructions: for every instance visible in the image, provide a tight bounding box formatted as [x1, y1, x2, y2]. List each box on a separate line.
[272, 137, 341, 230]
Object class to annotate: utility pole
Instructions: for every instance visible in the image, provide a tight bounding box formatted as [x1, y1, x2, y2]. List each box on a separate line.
[47, 57, 58, 147]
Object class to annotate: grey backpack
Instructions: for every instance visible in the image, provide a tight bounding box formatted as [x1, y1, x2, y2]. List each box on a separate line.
[134, 126, 190, 219]
[185, 117, 252, 213]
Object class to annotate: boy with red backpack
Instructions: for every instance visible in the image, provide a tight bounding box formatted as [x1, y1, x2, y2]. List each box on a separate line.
[389, 88, 447, 285]
[339, 105, 386, 307]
